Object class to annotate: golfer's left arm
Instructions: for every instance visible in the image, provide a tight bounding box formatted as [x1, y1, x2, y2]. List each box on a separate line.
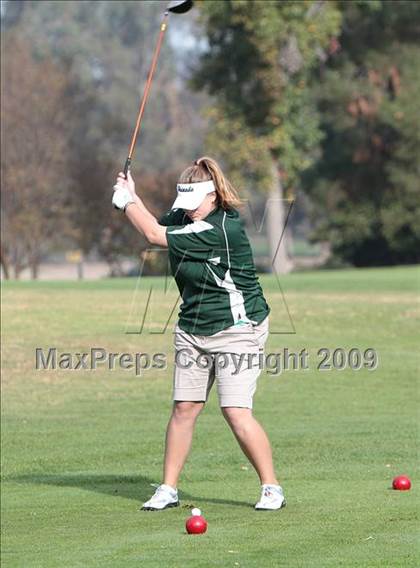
[125, 201, 167, 246]
[112, 171, 167, 247]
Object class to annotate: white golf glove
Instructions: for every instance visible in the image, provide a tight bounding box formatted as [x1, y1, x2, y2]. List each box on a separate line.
[112, 184, 135, 212]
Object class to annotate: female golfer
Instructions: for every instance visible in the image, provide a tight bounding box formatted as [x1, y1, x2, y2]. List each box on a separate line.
[112, 157, 286, 511]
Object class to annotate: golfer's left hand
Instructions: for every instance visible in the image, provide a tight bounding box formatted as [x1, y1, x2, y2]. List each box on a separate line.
[112, 170, 137, 211]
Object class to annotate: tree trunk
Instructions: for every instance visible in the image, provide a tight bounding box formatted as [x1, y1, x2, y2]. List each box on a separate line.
[77, 261, 84, 280]
[14, 263, 22, 279]
[0, 246, 10, 279]
[30, 261, 39, 280]
[266, 160, 294, 274]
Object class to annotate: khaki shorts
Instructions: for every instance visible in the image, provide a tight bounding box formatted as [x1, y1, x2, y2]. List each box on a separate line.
[173, 316, 269, 409]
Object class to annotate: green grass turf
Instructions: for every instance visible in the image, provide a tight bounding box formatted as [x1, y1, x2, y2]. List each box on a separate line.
[1, 266, 419, 567]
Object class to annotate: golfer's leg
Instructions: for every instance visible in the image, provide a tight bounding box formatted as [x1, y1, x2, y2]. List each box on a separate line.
[163, 401, 204, 488]
[222, 407, 279, 486]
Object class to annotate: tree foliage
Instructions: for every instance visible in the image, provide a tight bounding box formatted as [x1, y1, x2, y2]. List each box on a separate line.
[1, 33, 76, 278]
[5, 0, 202, 171]
[192, 0, 420, 267]
[192, 0, 342, 190]
[190, 0, 341, 274]
[1, 1, 206, 277]
[305, 0, 420, 266]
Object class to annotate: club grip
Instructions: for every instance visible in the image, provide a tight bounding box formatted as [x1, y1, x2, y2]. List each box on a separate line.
[123, 157, 131, 178]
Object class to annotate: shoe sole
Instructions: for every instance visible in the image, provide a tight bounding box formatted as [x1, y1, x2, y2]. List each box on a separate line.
[141, 501, 180, 511]
[255, 498, 287, 511]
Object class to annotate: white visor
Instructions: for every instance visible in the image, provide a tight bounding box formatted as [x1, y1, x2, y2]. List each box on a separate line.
[171, 180, 216, 210]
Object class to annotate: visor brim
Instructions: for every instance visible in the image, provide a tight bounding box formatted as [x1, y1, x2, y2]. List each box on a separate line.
[171, 192, 206, 210]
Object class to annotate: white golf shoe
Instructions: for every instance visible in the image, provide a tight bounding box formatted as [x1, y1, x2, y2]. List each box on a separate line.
[142, 484, 179, 511]
[255, 484, 286, 510]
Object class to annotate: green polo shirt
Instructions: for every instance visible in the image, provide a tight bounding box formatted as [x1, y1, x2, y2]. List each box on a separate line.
[159, 205, 270, 335]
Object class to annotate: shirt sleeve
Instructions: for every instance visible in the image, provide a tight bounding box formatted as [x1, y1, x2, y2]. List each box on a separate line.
[158, 208, 188, 227]
[166, 220, 223, 261]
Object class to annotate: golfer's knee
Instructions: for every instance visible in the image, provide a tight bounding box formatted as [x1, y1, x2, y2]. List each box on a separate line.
[172, 401, 203, 422]
[222, 407, 253, 433]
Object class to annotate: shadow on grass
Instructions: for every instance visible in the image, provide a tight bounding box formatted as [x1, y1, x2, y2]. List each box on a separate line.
[9, 473, 252, 508]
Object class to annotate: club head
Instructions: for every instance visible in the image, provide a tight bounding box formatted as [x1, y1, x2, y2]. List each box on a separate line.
[167, 0, 193, 14]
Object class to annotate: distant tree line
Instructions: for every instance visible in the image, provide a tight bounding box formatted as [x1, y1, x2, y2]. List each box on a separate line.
[1, 0, 419, 278]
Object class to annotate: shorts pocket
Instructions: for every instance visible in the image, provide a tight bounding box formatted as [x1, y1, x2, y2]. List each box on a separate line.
[250, 317, 269, 349]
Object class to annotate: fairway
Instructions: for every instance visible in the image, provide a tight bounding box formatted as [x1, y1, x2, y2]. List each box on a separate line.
[1, 266, 419, 567]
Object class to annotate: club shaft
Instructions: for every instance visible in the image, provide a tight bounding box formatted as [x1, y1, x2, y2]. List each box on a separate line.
[124, 13, 169, 175]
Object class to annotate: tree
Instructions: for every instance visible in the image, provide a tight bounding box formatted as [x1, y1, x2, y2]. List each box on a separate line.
[4, 0, 206, 173]
[1, 1, 208, 275]
[191, 0, 341, 273]
[1, 33, 75, 278]
[305, 0, 420, 266]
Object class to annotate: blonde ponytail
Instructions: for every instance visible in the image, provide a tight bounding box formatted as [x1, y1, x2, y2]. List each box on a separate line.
[178, 156, 241, 210]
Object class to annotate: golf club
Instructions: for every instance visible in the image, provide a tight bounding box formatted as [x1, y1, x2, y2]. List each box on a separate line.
[123, 0, 194, 177]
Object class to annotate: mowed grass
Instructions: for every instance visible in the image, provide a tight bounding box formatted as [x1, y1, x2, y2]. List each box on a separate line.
[1, 265, 419, 567]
